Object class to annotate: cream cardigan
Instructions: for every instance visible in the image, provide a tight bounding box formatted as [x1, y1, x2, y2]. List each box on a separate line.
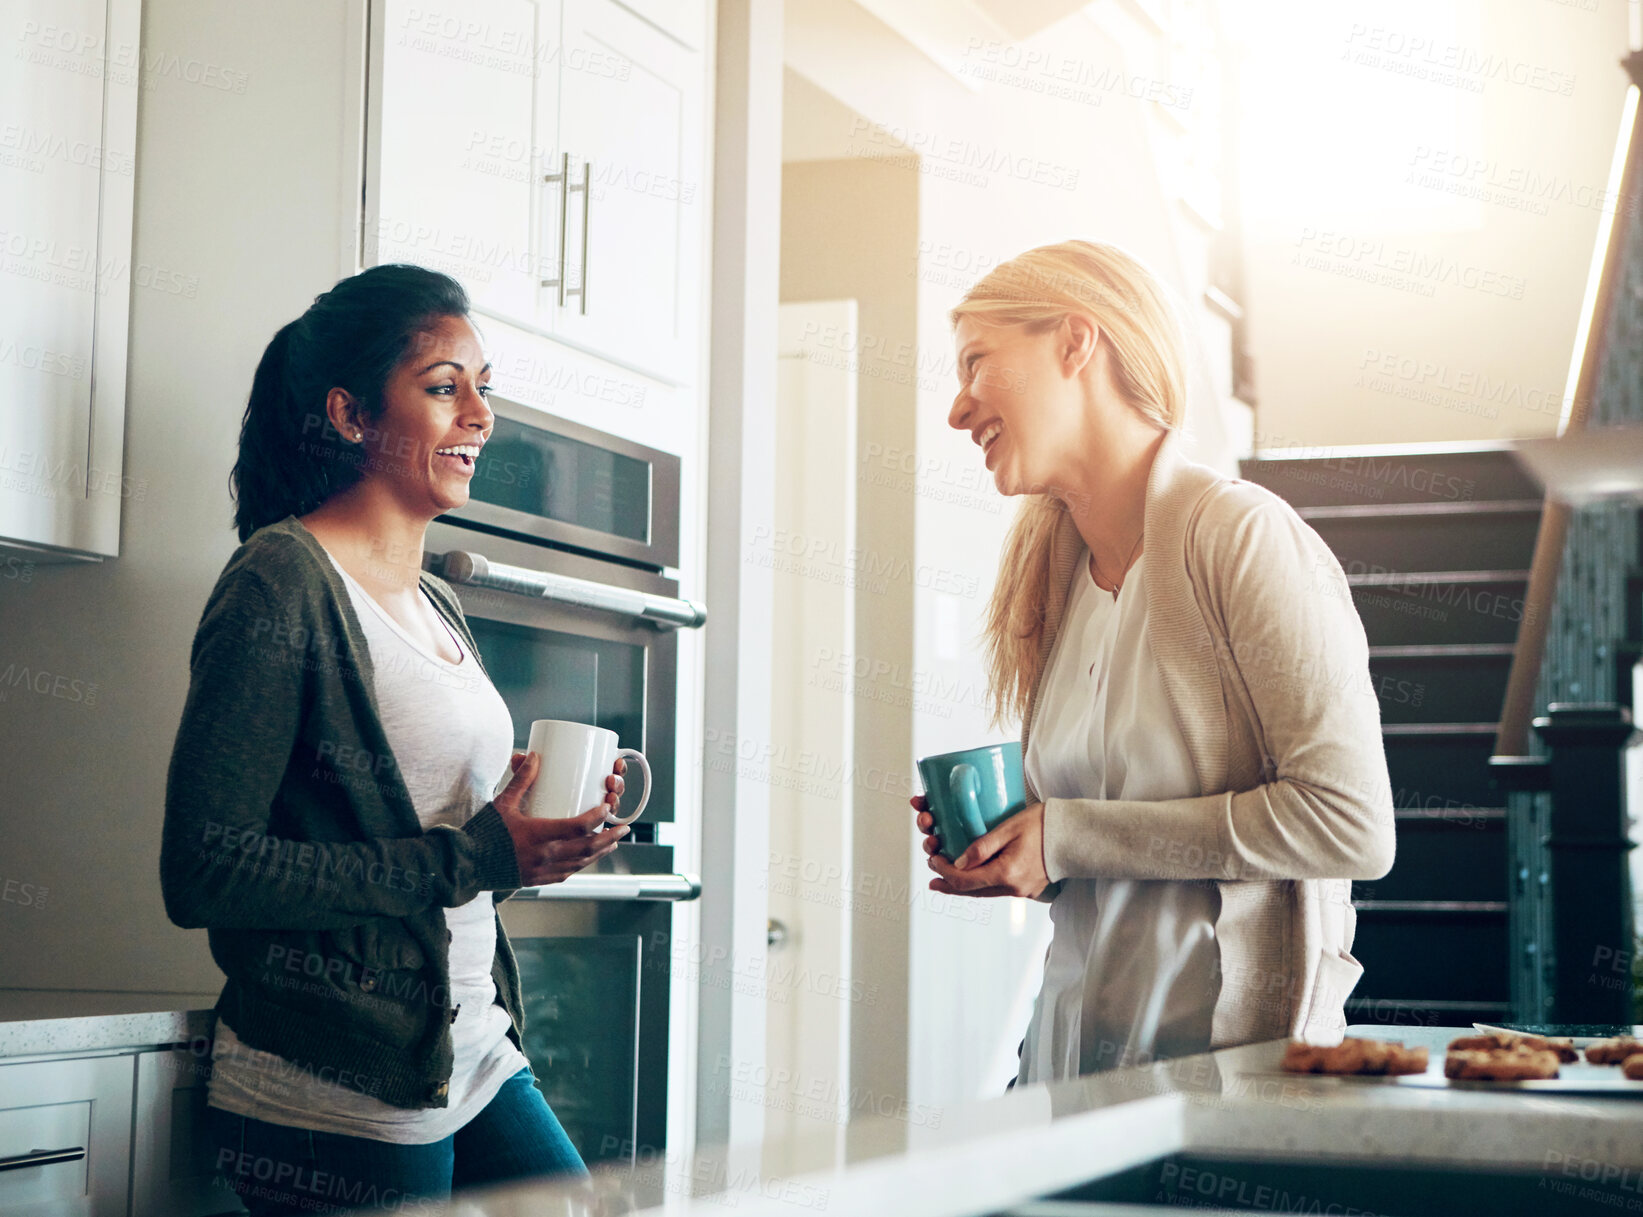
[1021, 428, 1397, 1048]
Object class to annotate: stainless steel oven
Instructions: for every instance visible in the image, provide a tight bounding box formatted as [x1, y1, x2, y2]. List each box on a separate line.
[421, 396, 702, 1163]
[424, 397, 701, 829]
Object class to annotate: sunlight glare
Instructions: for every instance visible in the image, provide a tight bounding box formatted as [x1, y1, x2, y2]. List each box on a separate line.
[1229, 0, 1485, 233]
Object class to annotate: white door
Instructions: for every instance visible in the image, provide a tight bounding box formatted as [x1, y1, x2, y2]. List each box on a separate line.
[369, 0, 545, 323]
[763, 301, 859, 1147]
[548, 0, 704, 383]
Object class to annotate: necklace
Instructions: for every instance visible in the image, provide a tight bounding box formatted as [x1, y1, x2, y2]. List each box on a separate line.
[1089, 530, 1144, 596]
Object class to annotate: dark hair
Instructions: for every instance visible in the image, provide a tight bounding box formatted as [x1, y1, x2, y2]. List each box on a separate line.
[230, 264, 472, 541]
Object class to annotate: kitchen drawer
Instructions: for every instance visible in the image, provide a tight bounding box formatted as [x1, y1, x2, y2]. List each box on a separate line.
[0, 1054, 134, 1217]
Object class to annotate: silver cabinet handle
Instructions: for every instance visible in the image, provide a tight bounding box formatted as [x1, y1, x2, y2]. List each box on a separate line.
[509, 872, 700, 902]
[541, 151, 568, 300]
[437, 550, 706, 630]
[0, 1147, 86, 1172]
[540, 152, 590, 316]
[574, 156, 590, 315]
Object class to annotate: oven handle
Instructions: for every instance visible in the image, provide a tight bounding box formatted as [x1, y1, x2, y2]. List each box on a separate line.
[435, 551, 707, 630]
[508, 873, 701, 902]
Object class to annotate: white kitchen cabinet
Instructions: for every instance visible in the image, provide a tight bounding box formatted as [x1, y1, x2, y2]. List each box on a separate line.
[0, 1055, 134, 1217]
[367, 0, 546, 324]
[0, 1047, 239, 1217]
[545, 0, 705, 383]
[611, 0, 708, 50]
[131, 1049, 241, 1217]
[0, 0, 142, 560]
[367, 0, 708, 385]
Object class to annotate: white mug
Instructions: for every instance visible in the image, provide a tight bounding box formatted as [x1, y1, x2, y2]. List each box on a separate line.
[524, 719, 651, 826]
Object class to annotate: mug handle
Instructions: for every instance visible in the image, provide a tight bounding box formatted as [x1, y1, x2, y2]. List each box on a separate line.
[947, 763, 990, 851]
[606, 749, 652, 826]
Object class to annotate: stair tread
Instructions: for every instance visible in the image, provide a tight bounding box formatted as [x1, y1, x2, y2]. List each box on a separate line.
[1241, 447, 1541, 510]
[1369, 643, 1516, 659]
[1347, 569, 1530, 587]
[1383, 722, 1497, 737]
[1299, 499, 1543, 521]
[1392, 806, 1506, 819]
[1347, 998, 1512, 1011]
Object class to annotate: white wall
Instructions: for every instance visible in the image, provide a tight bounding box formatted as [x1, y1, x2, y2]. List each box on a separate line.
[782, 0, 1243, 1116]
[697, 0, 782, 1152]
[1240, 0, 1635, 448]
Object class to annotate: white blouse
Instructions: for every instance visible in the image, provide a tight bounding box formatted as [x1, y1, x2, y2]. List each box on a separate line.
[209, 553, 529, 1142]
[1020, 550, 1222, 1084]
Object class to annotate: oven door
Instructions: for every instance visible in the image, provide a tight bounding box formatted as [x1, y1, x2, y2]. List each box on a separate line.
[423, 519, 692, 825]
[424, 518, 702, 1162]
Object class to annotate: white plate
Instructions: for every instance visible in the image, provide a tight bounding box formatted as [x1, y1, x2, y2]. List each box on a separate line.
[1244, 1068, 1643, 1096]
[1469, 1022, 1640, 1049]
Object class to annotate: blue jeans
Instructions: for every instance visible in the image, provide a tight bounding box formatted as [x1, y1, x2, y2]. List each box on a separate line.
[208, 1067, 587, 1215]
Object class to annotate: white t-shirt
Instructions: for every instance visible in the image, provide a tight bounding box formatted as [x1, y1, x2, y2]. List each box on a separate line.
[1019, 550, 1222, 1084]
[209, 555, 529, 1143]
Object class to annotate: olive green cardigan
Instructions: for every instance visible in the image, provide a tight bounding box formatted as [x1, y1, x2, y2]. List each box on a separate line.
[160, 516, 524, 1109]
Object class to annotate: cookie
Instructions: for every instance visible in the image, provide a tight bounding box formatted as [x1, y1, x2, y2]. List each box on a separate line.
[1377, 1044, 1428, 1075]
[1623, 1055, 1643, 1081]
[1444, 1046, 1560, 1081]
[1281, 1037, 1428, 1076]
[1584, 1037, 1643, 1065]
[1448, 1032, 1579, 1062]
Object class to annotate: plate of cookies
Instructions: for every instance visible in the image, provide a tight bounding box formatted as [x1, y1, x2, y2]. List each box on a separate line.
[1269, 1029, 1643, 1095]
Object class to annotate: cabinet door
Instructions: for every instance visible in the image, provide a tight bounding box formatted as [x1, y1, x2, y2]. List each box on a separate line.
[0, 1055, 134, 1217]
[546, 0, 705, 384]
[608, 0, 707, 50]
[0, 0, 139, 559]
[132, 1049, 242, 1217]
[368, 0, 547, 324]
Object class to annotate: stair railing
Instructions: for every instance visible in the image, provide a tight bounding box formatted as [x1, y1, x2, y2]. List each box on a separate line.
[1495, 52, 1643, 759]
[1490, 51, 1643, 1024]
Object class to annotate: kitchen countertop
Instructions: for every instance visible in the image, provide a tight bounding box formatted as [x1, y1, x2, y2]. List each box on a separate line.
[426, 1024, 1643, 1217]
[6, 1003, 1638, 1214]
[0, 989, 218, 1059]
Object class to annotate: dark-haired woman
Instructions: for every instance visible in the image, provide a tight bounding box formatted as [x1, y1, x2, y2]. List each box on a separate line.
[161, 265, 626, 1214]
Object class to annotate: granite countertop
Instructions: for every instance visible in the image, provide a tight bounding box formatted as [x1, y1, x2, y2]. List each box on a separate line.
[427, 1024, 1643, 1217]
[0, 989, 218, 1059]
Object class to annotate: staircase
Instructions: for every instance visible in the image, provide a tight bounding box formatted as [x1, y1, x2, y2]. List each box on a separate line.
[1239, 446, 1547, 1027]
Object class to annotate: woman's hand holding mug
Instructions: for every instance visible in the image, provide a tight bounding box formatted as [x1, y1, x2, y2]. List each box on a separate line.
[910, 742, 1047, 899]
[911, 793, 1050, 899]
[494, 752, 628, 886]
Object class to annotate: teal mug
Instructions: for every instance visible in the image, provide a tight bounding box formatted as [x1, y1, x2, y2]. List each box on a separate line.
[916, 742, 1027, 863]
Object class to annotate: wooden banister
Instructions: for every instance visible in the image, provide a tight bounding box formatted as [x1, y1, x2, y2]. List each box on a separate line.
[1495, 54, 1643, 758]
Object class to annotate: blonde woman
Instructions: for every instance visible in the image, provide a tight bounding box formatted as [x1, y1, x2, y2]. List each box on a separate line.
[911, 240, 1396, 1084]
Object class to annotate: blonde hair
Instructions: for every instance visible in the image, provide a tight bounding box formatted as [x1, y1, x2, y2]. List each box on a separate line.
[950, 240, 1189, 727]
